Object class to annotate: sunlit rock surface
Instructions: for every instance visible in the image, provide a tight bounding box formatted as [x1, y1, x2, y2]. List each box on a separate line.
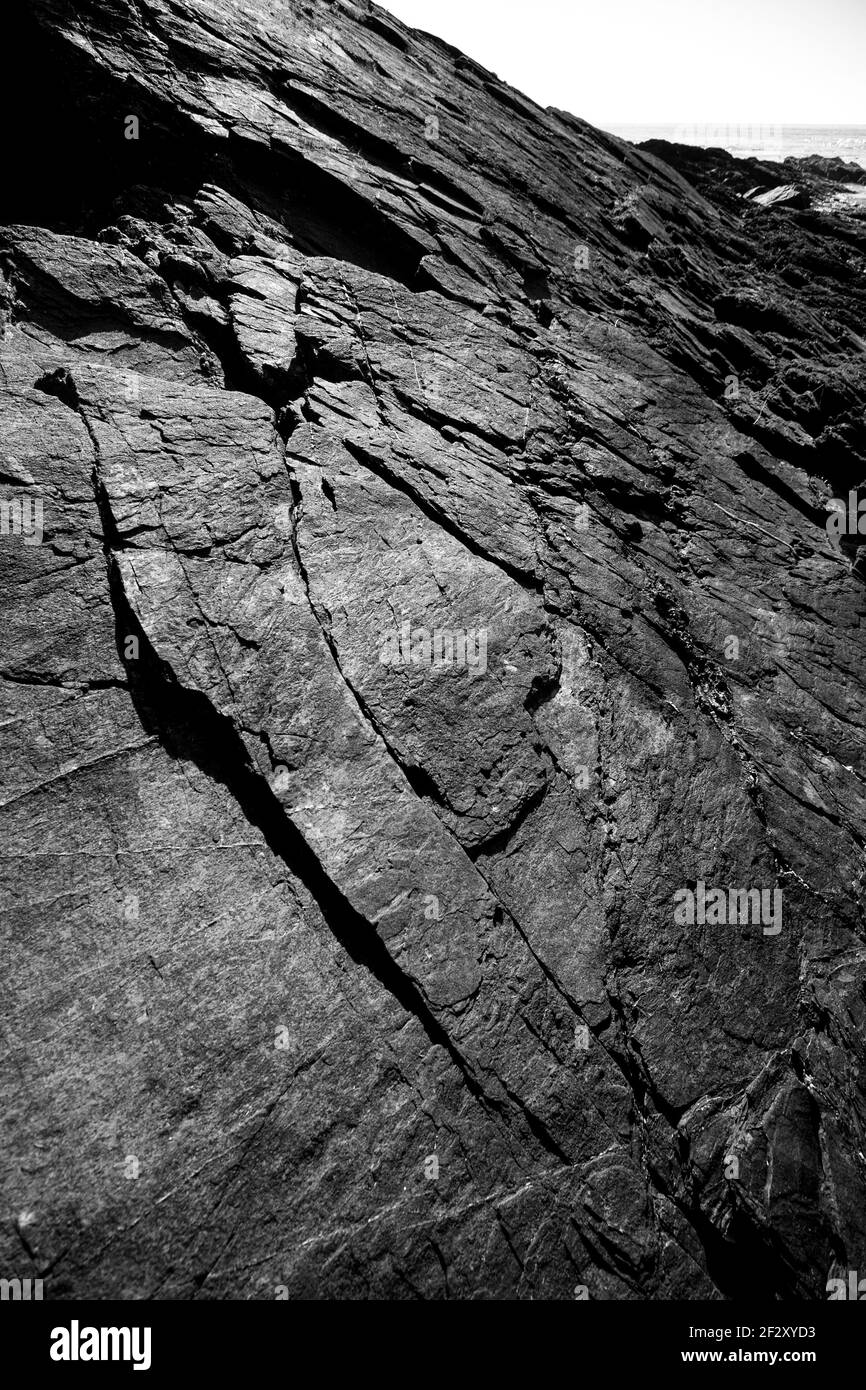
[1, 0, 865, 1300]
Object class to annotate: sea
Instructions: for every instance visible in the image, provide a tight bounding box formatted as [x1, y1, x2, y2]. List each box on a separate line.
[604, 124, 866, 170]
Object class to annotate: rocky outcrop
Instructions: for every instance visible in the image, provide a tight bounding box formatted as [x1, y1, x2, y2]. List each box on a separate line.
[1, 0, 865, 1300]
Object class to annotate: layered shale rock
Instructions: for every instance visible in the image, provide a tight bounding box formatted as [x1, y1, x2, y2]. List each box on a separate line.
[1, 0, 865, 1300]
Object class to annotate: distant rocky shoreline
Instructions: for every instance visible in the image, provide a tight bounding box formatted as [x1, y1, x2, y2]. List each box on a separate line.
[640, 140, 866, 213]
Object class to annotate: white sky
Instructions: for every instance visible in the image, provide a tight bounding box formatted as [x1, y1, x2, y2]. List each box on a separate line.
[377, 0, 865, 127]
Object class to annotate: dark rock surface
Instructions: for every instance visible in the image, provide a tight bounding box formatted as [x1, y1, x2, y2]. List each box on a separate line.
[1, 0, 865, 1301]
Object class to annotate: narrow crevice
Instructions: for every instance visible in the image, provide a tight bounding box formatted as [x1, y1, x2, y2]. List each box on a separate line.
[285, 469, 461, 825]
[341, 435, 541, 589]
[733, 447, 841, 530]
[31, 364, 516, 1136]
[577, 1226, 643, 1297]
[602, 991, 690, 1129]
[171, 286, 304, 413]
[288, 468, 555, 854]
[390, 380, 525, 455]
[77, 440, 578, 1174]
[0, 670, 127, 693]
[496, 1081, 570, 1165]
[468, 778, 550, 861]
[91, 481, 481, 1087]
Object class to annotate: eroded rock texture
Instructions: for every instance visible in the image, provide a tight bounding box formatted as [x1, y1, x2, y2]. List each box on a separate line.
[1, 0, 865, 1300]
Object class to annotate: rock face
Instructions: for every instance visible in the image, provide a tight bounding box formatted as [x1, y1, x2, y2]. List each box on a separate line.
[745, 184, 810, 211]
[1, 0, 865, 1302]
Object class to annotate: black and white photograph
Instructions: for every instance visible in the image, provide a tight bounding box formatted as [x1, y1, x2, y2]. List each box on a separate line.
[1, 0, 865, 1355]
